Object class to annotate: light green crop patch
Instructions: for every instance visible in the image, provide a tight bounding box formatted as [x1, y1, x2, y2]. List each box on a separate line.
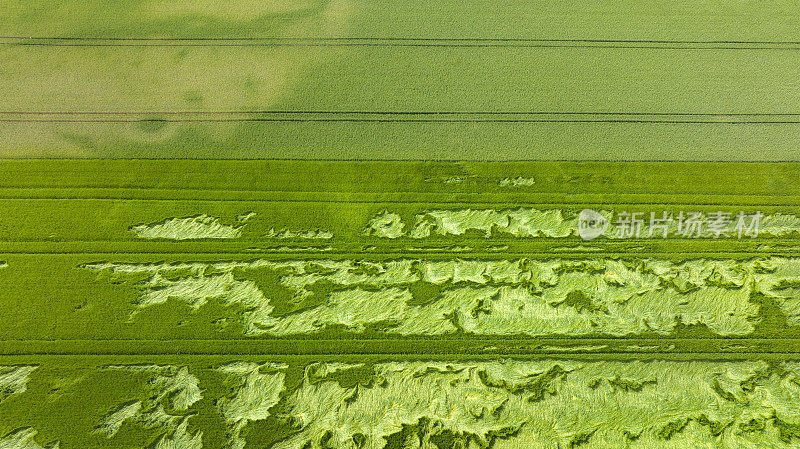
[499, 177, 536, 187]
[365, 209, 800, 240]
[81, 257, 800, 337]
[0, 366, 36, 401]
[4, 359, 800, 449]
[131, 215, 245, 240]
[0, 428, 59, 449]
[272, 359, 800, 449]
[96, 365, 203, 449]
[263, 230, 333, 240]
[0, 366, 56, 449]
[129, 213, 333, 241]
[217, 362, 287, 449]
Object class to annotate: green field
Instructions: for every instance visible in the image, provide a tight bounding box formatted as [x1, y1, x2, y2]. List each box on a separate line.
[4, 0, 800, 447]
[0, 161, 797, 447]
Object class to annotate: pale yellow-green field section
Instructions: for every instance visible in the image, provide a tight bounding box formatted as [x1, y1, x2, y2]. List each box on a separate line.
[2, 0, 800, 159]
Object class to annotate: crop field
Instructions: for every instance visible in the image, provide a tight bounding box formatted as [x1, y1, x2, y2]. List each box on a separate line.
[2, 0, 800, 160]
[4, 0, 800, 447]
[0, 161, 797, 448]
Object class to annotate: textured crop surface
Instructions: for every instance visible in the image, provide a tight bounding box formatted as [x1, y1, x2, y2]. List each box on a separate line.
[5, 0, 800, 444]
[0, 160, 799, 448]
[3, 0, 800, 159]
[7, 358, 800, 449]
